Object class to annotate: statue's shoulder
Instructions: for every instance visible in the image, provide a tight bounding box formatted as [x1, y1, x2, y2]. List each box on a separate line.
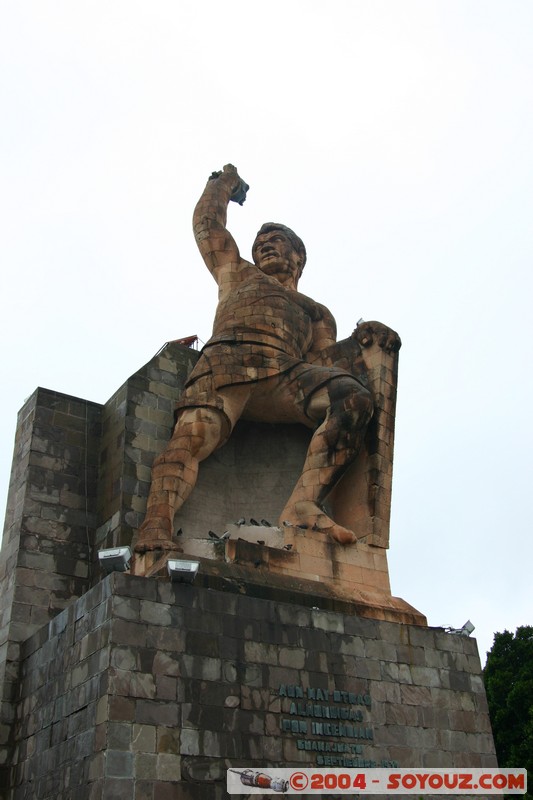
[314, 299, 334, 319]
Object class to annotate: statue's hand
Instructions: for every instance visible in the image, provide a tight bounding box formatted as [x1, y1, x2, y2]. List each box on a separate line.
[352, 321, 401, 353]
[208, 164, 249, 205]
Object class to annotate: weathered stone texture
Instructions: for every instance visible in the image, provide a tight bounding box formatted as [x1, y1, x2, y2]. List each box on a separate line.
[0, 344, 195, 784]
[0, 389, 101, 789]
[95, 343, 199, 553]
[5, 573, 495, 798]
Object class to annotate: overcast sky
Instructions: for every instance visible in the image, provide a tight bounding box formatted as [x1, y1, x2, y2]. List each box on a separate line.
[1, 1, 532, 665]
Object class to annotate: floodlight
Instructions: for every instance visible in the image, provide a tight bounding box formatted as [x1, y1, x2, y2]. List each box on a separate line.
[167, 559, 199, 583]
[444, 619, 476, 637]
[460, 619, 475, 637]
[98, 546, 132, 573]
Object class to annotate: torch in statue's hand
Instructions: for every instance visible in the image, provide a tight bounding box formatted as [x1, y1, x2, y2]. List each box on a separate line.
[209, 163, 249, 205]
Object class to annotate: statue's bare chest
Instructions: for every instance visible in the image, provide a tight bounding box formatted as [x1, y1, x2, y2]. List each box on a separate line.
[213, 273, 318, 354]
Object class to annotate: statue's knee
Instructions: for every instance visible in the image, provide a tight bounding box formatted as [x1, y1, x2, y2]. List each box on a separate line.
[330, 379, 373, 424]
[328, 377, 371, 405]
[307, 378, 373, 424]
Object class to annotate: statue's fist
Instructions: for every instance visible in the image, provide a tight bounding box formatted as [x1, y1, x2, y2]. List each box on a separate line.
[208, 164, 249, 205]
[353, 321, 401, 353]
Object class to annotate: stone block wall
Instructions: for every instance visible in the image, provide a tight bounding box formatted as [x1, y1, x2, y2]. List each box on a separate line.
[0, 389, 101, 789]
[9, 573, 495, 799]
[94, 343, 199, 556]
[0, 343, 199, 787]
[13, 579, 112, 799]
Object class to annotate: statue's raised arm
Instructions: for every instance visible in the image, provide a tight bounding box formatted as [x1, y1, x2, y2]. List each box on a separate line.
[192, 164, 249, 283]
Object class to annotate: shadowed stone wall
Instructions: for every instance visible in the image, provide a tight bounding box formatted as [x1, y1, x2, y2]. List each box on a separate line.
[94, 343, 199, 555]
[9, 573, 495, 799]
[0, 389, 101, 790]
[0, 343, 197, 789]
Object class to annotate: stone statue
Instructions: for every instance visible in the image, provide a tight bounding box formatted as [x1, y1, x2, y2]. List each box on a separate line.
[134, 164, 400, 553]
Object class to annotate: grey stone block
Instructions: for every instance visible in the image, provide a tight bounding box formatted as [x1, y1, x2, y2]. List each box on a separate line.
[364, 638, 398, 661]
[409, 665, 442, 688]
[136, 700, 179, 727]
[139, 599, 171, 626]
[180, 727, 199, 756]
[278, 647, 305, 669]
[449, 669, 473, 692]
[311, 609, 344, 633]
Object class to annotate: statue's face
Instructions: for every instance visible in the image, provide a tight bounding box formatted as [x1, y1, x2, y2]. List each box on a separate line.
[253, 230, 302, 286]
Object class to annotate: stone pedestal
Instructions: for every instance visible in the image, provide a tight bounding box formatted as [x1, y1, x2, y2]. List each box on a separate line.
[10, 573, 495, 799]
[133, 531, 426, 627]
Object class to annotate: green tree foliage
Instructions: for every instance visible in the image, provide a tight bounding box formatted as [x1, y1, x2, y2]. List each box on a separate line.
[483, 626, 533, 795]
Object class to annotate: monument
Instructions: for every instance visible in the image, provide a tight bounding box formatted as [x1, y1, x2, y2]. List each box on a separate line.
[0, 166, 497, 798]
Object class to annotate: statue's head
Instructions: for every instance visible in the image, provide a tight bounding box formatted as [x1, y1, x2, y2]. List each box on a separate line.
[252, 223, 307, 287]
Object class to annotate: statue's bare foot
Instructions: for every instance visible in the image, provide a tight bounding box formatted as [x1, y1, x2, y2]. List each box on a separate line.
[280, 501, 357, 545]
[134, 517, 178, 554]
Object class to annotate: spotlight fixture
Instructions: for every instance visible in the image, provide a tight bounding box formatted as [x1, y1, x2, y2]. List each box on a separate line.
[445, 619, 475, 637]
[459, 619, 475, 636]
[167, 559, 199, 584]
[98, 546, 132, 573]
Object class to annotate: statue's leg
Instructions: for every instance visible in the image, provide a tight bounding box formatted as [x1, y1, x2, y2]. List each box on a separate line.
[135, 387, 249, 552]
[280, 377, 373, 544]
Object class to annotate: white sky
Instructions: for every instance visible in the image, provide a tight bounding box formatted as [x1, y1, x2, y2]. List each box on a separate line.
[1, 1, 532, 665]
